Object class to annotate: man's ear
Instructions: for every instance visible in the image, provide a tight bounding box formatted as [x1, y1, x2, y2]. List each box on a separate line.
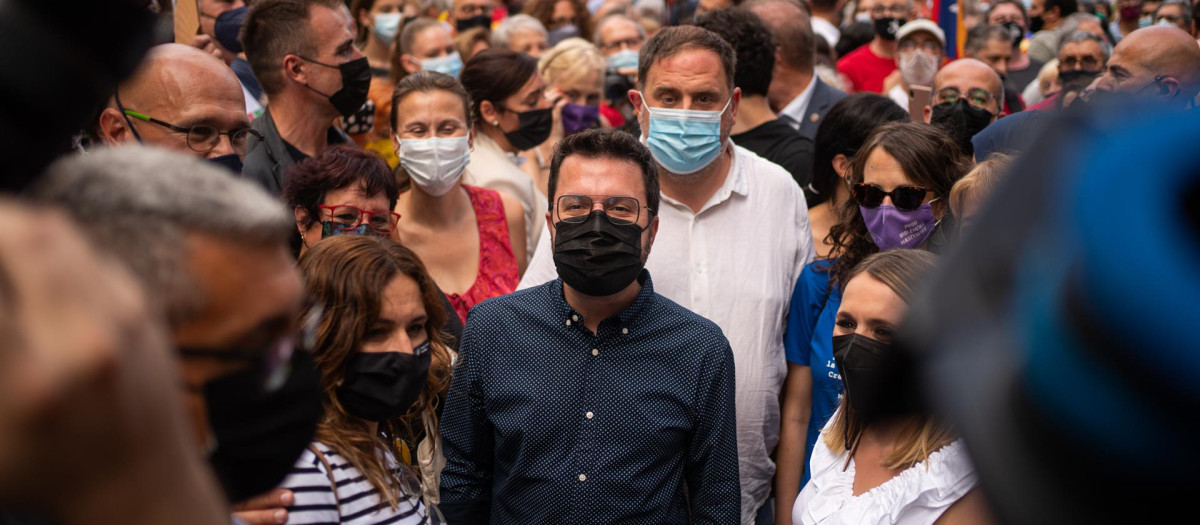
[97, 107, 130, 145]
[1159, 76, 1181, 98]
[283, 54, 307, 85]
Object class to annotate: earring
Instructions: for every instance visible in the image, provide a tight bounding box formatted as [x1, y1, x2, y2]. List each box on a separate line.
[299, 228, 309, 249]
[492, 120, 499, 126]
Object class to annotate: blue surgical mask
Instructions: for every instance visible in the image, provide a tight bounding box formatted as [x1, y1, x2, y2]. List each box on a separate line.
[608, 49, 639, 71]
[639, 93, 731, 175]
[374, 13, 403, 45]
[421, 52, 463, 78]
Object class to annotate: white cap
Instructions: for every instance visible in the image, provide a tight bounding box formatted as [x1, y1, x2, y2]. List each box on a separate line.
[897, 19, 946, 47]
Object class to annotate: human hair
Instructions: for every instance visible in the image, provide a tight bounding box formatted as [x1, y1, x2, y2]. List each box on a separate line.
[965, 24, 1013, 55]
[1057, 29, 1112, 61]
[591, 13, 646, 47]
[297, 235, 453, 510]
[390, 70, 473, 132]
[548, 128, 660, 217]
[29, 146, 293, 326]
[460, 48, 539, 123]
[811, 0, 840, 11]
[986, 0, 1028, 23]
[282, 145, 401, 255]
[492, 14, 548, 48]
[454, 26, 492, 62]
[637, 25, 736, 93]
[695, 8, 776, 97]
[811, 94, 910, 208]
[1158, 0, 1195, 25]
[827, 121, 968, 289]
[1044, 0, 1079, 18]
[389, 16, 443, 84]
[950, 152, 1012, 219]
[1058, 11, 1100, 36]
[243, 0, 344, 95]
[349, 0, 378, 45]
[524, 0, 593, 41]
[538, 38, 607, 95]
[822, 249, 956, 470]
[744, 0, 816, 72]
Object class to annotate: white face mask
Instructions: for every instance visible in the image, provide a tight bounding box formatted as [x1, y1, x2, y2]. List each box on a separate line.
[398, 136, 471, 196]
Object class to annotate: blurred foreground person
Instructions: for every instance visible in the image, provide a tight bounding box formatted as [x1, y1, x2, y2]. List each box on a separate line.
[29, 147, 323, 515]
[95, 43, 254, 173]
[793, 250, 990, 524]
[281, 235, 454, 523]
[440, 129, 740, 524]
[0, 201, 229, 525]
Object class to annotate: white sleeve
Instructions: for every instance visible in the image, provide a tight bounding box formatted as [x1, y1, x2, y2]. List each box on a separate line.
[792, 179, 816, 286]
[517, 221, 557, 290]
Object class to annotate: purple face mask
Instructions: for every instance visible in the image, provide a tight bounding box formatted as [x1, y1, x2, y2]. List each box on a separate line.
[562, 102, 600, 136]
[859, 203, 937, 250]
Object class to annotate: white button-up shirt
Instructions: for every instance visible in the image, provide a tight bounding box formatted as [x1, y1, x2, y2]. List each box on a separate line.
[518, 145, 815, 524]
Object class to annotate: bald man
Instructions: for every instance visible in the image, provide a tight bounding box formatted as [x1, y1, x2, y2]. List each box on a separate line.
[1088, 25, 1200, 109]
[927, 58, 1005, 157]
[96, 44, 251, 171]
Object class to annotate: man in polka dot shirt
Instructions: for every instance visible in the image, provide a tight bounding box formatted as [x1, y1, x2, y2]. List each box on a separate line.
[438, 129, 741, 524]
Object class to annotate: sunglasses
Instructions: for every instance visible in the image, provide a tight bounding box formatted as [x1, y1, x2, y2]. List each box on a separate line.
[852, 183, 930, 211]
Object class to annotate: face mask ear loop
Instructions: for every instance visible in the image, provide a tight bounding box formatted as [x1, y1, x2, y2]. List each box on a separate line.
[112, 87, 144, 144]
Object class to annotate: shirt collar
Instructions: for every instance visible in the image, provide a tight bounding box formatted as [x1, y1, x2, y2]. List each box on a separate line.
[551, 270, 656, 332]
[780, 76, 817, 127]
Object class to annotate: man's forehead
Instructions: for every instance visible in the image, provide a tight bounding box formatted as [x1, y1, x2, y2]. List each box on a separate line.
[557, 156, 647, 200]
[309, 4, 354, 42]
[602, 18, 639, 39]
[1062, 41, 1103, 56]
[646, 48, 727, 89]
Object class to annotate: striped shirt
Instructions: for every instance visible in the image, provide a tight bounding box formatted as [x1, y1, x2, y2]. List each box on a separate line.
[280, 442, 436, 525]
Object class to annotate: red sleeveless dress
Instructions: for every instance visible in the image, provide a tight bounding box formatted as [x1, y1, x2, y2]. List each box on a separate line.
[446, 185, 520, 324]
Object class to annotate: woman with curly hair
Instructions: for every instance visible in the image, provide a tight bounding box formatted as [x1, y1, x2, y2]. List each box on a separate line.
[278, 235, 454, 524]
[779, 121, 967, 504]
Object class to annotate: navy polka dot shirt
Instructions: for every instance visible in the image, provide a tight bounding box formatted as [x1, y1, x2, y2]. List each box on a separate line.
[438, 271, 741, 524]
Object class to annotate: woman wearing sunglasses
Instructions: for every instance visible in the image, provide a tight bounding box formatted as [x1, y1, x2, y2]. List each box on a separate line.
[792, 249, 987, 524]
[781, 121, 966, 509]
[278, 235, 454, 524]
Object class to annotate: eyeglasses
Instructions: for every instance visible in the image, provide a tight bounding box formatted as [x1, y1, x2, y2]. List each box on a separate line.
[1156, 14, 1184, 23]
[852, 183, 930, 211]
[934, 87, 997, 109]
[556, 194, 650, 226]
[898, 39, 942, 54]
[179, 304, 324, 393]
[456, 3, 493, 16]
[870, 3, 912, 16]
[121, 110, 261, 156]
[319, 205, 401, 234]
[600, 37, 643, 53]
[1059, 55, 1103, 71]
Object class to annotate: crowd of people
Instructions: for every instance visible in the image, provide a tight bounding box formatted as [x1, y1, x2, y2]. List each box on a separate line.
[0, 0, 1198, 524]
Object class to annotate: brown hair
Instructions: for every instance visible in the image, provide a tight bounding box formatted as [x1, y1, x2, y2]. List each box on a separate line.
[950, 152, 1012, 219]
[826, 121, 969, 289]
[460, 48, 539, 124]
[523, 0, 593, 41]
[282, 145, 400, 256]
[822, 250, 955, 470]
[636, 25, 736, 93]
[297, 235, 453, 508]
[454, 26, 493, 62]
[243, 0, 344, 95]
[389, 17, 443, 85]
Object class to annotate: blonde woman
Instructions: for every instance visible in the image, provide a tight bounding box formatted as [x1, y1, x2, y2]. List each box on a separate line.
[950, 152, 1013, 232]
[528, 38, 613, 191]
[794, 250, 991, 525]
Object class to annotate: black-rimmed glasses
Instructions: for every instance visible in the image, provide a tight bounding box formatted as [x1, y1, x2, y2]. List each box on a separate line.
[556, 195, 652, 226]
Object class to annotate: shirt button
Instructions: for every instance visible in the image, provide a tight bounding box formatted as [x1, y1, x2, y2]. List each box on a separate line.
[572, 314, 579, 321]
[566, 319, 571, 326]
[622, 328, 629, 335]
[578, 474, 587, 482]
[586, 411, 594, 419]
[591, 348, 599, 356]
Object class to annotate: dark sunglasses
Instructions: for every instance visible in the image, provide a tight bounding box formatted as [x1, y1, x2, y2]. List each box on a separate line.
[852, 183, 930, 211]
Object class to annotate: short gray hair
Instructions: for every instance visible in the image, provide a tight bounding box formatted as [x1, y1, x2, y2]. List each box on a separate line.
[1057, 29, 1112, 61]
[1059, 11, 1103, 36]
[29, 146, 294, 326]
[492, 14, 548, 48]
[592, 13, 645, 47]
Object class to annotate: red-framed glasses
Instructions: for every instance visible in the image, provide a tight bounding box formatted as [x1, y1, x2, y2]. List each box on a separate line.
[318, 205, 401, 235]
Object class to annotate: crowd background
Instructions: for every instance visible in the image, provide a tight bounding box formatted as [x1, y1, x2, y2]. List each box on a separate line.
[0, 0, 1198, 524]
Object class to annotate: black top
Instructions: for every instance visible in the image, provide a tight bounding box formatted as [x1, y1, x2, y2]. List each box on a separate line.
[1007, 57, 1044, 99]
[731, 118, 817, 197]
[241, 108, 353, 196]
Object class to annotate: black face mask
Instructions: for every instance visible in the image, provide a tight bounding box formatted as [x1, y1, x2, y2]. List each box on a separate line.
[1029, 15, 1044, 33]
[931, 98, 994, 157]
[456, 14, 492, 32]
[214, 6, 248, 53]
[1058, 69, 1101, 91]
[205, 348, 323, 503]
[208, 153, 243, 175]
[502, 107, 554, 151]
[1003, 21, 1024, 48]
[874, 17, 900, 40]
[553, 209, 647, 297]
[336, 343, 431, 422]
[301, 56, 372, 117]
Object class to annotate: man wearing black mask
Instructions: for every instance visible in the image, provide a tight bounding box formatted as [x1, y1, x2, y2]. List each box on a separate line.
[926, 58, 1004, 158]
[449, 0, 495, 33]
[242, 0, 369, 195]
[93, 44, 254, 175]
[1028, 30, 1109, 109]
[836, 0, 914, 94]
[29, 147, 324, 525]
[440, 129, 740, 524]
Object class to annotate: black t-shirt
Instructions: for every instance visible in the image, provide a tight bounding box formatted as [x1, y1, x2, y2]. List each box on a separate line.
[1007, 57, 1044, 97]
[731, 118, 817, 193]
